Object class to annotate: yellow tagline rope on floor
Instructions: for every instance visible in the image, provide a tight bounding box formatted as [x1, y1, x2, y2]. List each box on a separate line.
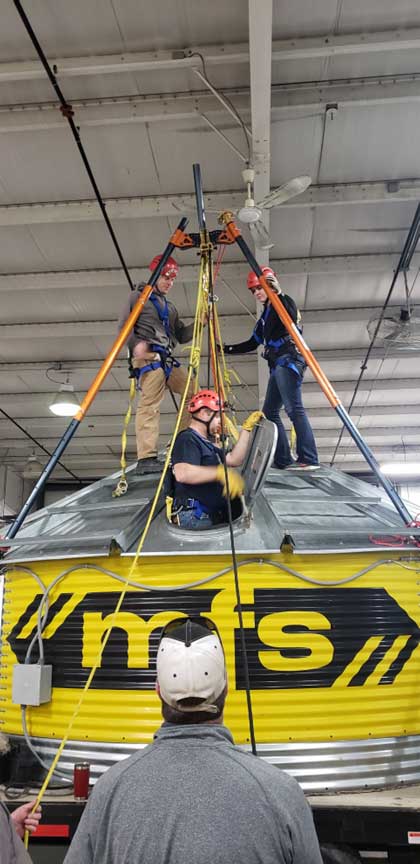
[24, 254, 211, 847]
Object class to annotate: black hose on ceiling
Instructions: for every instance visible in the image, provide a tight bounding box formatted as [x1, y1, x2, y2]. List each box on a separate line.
[330, 201, 420, 466]
[13, 0, 134, 291]
[0, 407, 81, 482]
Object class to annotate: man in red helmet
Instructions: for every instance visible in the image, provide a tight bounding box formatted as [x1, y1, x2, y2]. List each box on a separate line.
[224, 268, 318, 471]
[169, 388, 263, 529]
[119, 255, 197, 475]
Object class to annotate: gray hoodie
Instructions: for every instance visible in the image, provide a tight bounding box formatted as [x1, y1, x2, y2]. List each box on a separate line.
[64, 723, 323, 864]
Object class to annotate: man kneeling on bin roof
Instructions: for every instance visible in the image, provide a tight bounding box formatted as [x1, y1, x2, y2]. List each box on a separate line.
[168, 388, 263, 530]
[64, 616, 323, 864]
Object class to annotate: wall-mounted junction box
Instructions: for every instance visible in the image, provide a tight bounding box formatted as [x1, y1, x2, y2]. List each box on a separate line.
[12, 664, 52, 706]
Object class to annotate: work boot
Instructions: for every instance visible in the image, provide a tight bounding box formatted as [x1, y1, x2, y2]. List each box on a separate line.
[136, 457, 162, 475]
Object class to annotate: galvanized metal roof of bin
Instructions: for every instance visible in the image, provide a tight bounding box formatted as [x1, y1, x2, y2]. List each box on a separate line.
[2, 464, 419, 563]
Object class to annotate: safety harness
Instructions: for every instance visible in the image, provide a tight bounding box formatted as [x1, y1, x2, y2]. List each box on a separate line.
[169, 432, 222, 524]
[130, 290, 180, 388]
[253, 303, 304, 377]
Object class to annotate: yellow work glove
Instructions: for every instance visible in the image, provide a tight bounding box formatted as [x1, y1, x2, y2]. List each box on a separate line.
[215, 464, 245, 499]
[242, 410, 264, 432]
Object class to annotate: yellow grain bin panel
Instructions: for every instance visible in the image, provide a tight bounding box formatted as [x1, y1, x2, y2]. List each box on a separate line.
[1, 552, 420, 746]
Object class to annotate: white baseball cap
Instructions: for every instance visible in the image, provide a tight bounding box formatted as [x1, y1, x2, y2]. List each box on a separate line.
[156, 617, 227, 713]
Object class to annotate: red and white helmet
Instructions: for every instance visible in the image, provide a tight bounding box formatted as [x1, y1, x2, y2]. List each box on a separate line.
[247, 266, 276, 290]
[188, 389, 223, 414]
[149, 254, 179, 278]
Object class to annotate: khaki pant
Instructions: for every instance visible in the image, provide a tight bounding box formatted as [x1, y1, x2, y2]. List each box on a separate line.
[134, 360, 194, 459]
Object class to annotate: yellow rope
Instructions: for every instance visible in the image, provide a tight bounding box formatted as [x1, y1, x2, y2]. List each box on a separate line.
[112, 377, 137, 497]
[24, 256, 209, 847]
[210, 303, 240, 426]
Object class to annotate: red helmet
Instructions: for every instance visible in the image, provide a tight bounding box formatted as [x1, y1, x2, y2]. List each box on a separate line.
[149, 254, 179, 278]
[188, 389, 223, 414]
[247, 266, 276, 290]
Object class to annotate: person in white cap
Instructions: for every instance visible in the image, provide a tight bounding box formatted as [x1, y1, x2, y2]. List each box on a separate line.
[64, 617, 323, 864]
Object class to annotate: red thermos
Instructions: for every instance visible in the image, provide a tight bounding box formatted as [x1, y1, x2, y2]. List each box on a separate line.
[73, 762, 90, 800]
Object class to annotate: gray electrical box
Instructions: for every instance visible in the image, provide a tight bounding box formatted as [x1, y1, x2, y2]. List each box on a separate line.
[12, 664, 52, 706]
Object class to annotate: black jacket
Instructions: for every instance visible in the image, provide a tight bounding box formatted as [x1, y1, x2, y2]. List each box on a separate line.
[224, 294, 302, 369]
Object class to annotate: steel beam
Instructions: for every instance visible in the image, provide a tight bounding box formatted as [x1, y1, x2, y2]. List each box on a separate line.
[2, 253, 417, 295]
[271, 74, 420, 114]
[0, 345, 418, 364]
[302, 304, 413, 324]
[0, 366, 419, 397]
[304, 378, 420, 394]
[1, 381, 419, 404]
[0, 456, 388, 476]
[0, 179, 419, 226]
[2, 424, 420, 450]
[2, 407, 419, 432]
[4, 444, 419, 462]
[1, 29, 420, 83]
[2, 74, 420, 133]
[0, 304, 413, 339]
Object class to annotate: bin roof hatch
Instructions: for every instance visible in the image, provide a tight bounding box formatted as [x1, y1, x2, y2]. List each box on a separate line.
[241, 418, 278, 510]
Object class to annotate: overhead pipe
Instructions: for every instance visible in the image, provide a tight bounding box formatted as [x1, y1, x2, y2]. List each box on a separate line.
[13, 0, 134, 290]
[0, 408, 80, 482]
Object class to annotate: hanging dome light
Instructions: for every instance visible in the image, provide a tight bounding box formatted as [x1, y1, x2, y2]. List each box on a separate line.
[22, 452, 43, 480]
[49, 382, 80, 417]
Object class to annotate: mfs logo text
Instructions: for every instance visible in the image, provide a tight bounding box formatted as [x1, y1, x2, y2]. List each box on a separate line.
[7, 587, 420, 691]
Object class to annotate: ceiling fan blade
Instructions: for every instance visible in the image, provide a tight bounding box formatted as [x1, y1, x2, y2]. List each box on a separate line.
[256, 175, 312, 209]
[350, 227, 410, 233]
[249, 220, 274, 250]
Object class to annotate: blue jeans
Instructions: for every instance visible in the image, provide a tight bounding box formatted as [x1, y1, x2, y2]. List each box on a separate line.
[177, 509, 214, 530]
[263, 357, 319, 468]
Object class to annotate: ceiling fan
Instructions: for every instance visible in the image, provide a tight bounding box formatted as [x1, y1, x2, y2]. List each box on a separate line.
[367, 303, 420, 351]
[234, 168, 312, 250]
[193, 167, 312, 250]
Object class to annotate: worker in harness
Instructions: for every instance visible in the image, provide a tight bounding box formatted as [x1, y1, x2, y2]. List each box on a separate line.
[169, 389, 263, 529]
[119, 255, 197, 475]
[224, 268, 319, 471]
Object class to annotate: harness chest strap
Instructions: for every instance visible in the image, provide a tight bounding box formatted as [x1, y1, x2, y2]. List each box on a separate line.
[253, 305, 298, 349]
[252, 304, 304, 375]
[168, 432, 221, 522]
[131, 289, 179, 386]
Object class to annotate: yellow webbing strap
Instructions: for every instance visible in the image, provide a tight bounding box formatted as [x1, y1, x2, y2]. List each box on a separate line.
[290, 424, 297, 455]
[209, 304, 240, 441]
[24, 255, 210, 848]
[112, 377, 137, 497]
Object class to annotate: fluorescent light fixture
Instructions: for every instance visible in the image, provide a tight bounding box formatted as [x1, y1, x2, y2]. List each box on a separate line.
[380, 462, 420, 476]
[49, 382, 80, 417]
[23, 452, 43, 480]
